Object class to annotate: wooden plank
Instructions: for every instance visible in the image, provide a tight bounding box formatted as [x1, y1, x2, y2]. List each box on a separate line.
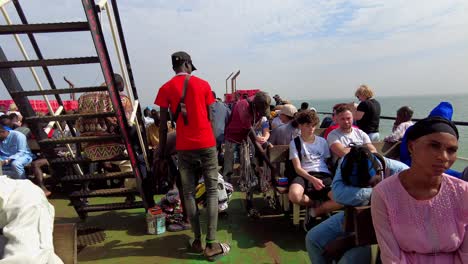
[53, 223, 77, 264]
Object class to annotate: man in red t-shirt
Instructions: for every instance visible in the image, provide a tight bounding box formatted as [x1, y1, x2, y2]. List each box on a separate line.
[155, 51, 229, 260]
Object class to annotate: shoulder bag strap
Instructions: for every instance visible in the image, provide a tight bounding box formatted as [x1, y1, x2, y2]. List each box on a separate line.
[173, 75, 190, 125]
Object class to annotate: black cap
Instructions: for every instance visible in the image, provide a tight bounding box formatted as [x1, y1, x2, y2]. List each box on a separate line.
[171, 51, 197, 71]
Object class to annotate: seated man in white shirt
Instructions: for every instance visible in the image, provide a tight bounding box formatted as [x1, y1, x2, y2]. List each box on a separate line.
[327, 105, 376, 165]
[0, 175, 63, 263]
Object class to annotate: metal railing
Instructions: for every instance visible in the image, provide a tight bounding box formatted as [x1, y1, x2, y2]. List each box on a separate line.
[317, 111, 468, 164]
[1, 0, 83, 175]
[97, 0, 149, 169]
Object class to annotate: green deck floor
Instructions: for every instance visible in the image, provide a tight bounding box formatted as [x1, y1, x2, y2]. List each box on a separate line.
[51, 192, 310, 264]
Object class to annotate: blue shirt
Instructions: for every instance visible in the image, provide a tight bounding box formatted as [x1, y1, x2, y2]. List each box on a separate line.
[0, 130, 33, 161]
[332, 157, 409, 206]
[211, 101, 231, 145]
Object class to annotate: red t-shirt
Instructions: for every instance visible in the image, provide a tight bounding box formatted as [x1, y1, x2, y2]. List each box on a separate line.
[154, 74, 216, 150]
[224, 97, 254, 143]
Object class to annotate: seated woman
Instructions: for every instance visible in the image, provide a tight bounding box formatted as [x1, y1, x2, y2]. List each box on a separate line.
[371, 116, 468, 263]
[288, 110, 342, 219]
[384, 106, 413, 143]
[254, 116, 270, 147]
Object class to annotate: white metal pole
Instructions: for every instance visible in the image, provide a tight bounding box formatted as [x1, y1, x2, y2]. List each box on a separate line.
[1, 7, 83, 175]
[0, 0, 11, 8]
[103, 2, 149, 169]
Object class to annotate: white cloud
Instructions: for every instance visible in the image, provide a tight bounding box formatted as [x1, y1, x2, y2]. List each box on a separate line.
[0, 0, 467, 106]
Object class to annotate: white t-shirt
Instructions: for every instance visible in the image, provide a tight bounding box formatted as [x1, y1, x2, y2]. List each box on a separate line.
[327, 127, 371, 163]
[289, 136, 331, 174]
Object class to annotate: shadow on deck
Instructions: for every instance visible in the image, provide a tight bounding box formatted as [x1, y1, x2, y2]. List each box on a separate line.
[50, 192, 310, 264]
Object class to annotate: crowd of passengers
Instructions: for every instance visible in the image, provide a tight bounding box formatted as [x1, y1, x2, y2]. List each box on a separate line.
[1, 51, 467, 263]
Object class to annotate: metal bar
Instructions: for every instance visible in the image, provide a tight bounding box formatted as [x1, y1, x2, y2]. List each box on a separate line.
[0, 0, 11, 8]
[12, 0, 80, 140]
[98, 0, 108, 10]
[129, 99, 139, 126]
[231, 70, 240, 94]
[2, 3, 80, 167]
[0, 56, 99, 68]
[11, 86, 107, 96]
[26, 112, 115, 122]
[82, 0, 148, 209]
[317, 112, 468, 126]
[44, 106, 63, 135]
[225, 72, 234, 95]
[0, 22, 89, 34]
[110, 0, 149, 169]
[39, 135, 121, 145]
[0, 46, 53, 156]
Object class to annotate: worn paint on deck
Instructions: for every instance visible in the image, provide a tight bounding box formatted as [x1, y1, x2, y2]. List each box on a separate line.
[51, 192, 310, 264]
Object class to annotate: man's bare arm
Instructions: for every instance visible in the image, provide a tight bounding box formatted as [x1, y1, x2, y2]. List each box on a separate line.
[159, 108, 169, 159]
[248, 127, 273, 169]
[330, 142, 350, 158]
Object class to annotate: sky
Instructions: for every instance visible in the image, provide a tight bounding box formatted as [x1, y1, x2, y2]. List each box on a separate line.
[1, 0, 467, 108]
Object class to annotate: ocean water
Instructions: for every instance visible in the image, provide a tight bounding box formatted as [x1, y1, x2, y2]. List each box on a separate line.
[291, 93, 468, 171]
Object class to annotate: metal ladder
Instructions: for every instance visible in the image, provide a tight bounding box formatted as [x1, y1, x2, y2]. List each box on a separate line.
[0, 0, 150, 219]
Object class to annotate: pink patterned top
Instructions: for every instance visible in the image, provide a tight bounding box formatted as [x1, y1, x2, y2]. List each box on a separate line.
[371, 173, 468, 264]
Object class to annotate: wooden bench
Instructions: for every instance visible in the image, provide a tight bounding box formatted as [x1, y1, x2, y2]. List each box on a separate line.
[267, 144, 290, 212]
[53, 223, 77, 264]
[267, 144, 304, 227]
[323, 206, 378, 264]
[373, 141, 401, 160]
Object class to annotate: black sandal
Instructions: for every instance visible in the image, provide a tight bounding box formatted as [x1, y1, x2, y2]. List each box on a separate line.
[186, 239, 204, 254]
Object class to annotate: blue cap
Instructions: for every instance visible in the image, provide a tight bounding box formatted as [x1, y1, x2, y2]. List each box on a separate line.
[429, 102, 453, 121]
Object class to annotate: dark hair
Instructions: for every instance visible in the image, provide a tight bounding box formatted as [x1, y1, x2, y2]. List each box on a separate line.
[295, 110, 320, 126]
[114, 73, 124, 92]
[0, 115, 11, 127]
[300, 102, 309, 110]
[8, 113, 18, 119]
[143, 109, 151, 117]
[335, 105, 353, 115]
[397, 106, 413, 121]
[333, 103, 347, 113]
[253, 91, 271, 106]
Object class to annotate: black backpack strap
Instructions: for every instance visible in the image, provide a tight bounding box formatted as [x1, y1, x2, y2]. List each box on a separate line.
[294, 136, 302, 162]
[373, 152, 386, 176]
[173, 75, 190, 125]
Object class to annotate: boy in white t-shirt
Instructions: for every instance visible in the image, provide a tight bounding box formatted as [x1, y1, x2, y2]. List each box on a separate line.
[289, 110, 342, 218]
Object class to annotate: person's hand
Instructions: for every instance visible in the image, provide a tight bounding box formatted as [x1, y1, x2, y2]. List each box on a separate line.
[309, 176, 325, 191]
[256, 136, 267, 144]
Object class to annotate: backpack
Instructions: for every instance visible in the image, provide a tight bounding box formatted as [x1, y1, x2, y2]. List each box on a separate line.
[283, 136, 302, 181]
[340, 144, 386, 187]
[195, 173, 233, 212]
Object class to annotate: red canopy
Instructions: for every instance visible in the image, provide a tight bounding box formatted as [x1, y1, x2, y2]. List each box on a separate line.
[0, 100, 78, 114]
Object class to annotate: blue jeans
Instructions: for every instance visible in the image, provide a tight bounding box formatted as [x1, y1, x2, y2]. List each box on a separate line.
[305, 212, 371, 264]
[368, 132, 380, 142]
[2, 155, 33, 179]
